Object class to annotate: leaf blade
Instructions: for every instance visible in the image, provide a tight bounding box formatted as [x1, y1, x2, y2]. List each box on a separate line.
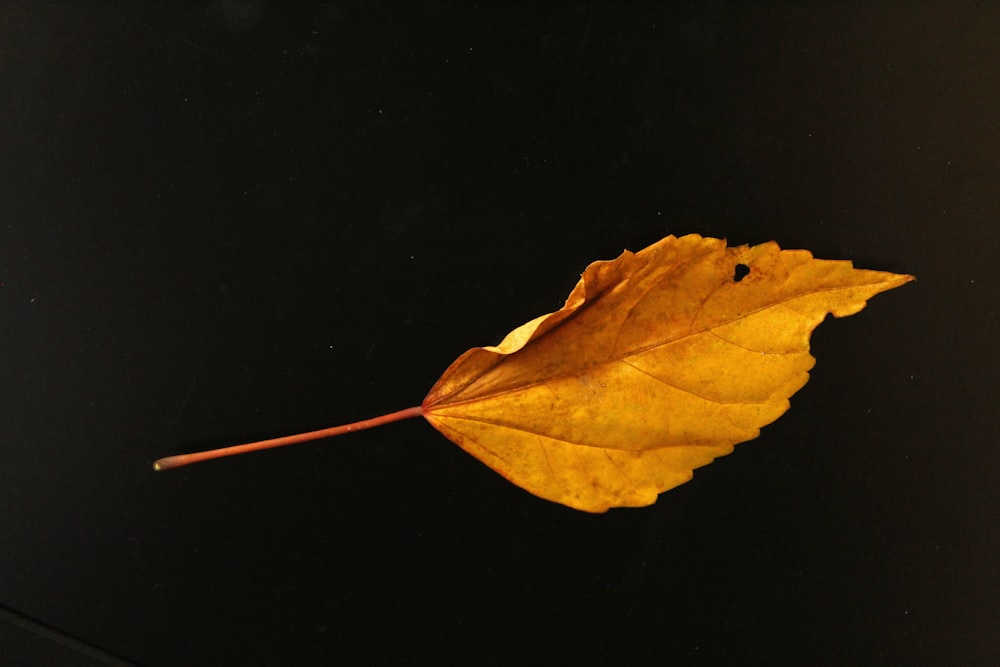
[423, 234, 913, 512]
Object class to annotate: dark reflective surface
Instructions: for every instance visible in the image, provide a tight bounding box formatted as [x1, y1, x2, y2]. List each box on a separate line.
[2, 3, 997, 665]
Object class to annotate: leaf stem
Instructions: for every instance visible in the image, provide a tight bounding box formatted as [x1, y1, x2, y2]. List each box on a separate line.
[152, 405, 424, 471]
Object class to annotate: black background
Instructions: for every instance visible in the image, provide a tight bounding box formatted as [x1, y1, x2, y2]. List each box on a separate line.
[2, 2, 998, 665]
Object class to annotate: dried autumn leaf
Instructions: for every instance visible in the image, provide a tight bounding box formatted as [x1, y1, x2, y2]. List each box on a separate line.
[155, 234, 913, 513]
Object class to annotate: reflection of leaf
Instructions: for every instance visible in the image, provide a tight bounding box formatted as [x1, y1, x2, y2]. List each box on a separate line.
[155, 234, 913, 513]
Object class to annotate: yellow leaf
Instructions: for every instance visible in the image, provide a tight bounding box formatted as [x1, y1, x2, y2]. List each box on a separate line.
[421, 234, 913, 511]
[154, 234, 913, 513]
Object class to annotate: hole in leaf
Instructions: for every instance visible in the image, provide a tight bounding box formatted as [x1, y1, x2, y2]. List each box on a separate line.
[733, 263, 750, 282]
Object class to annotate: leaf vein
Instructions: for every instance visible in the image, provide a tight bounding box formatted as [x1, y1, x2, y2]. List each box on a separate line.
[707, 329, 793, 355]
[434, 278, 889, 409]
[436, 412, 745, 448]
[602, 450, 637, 490]
[618, 358, 769, 406]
